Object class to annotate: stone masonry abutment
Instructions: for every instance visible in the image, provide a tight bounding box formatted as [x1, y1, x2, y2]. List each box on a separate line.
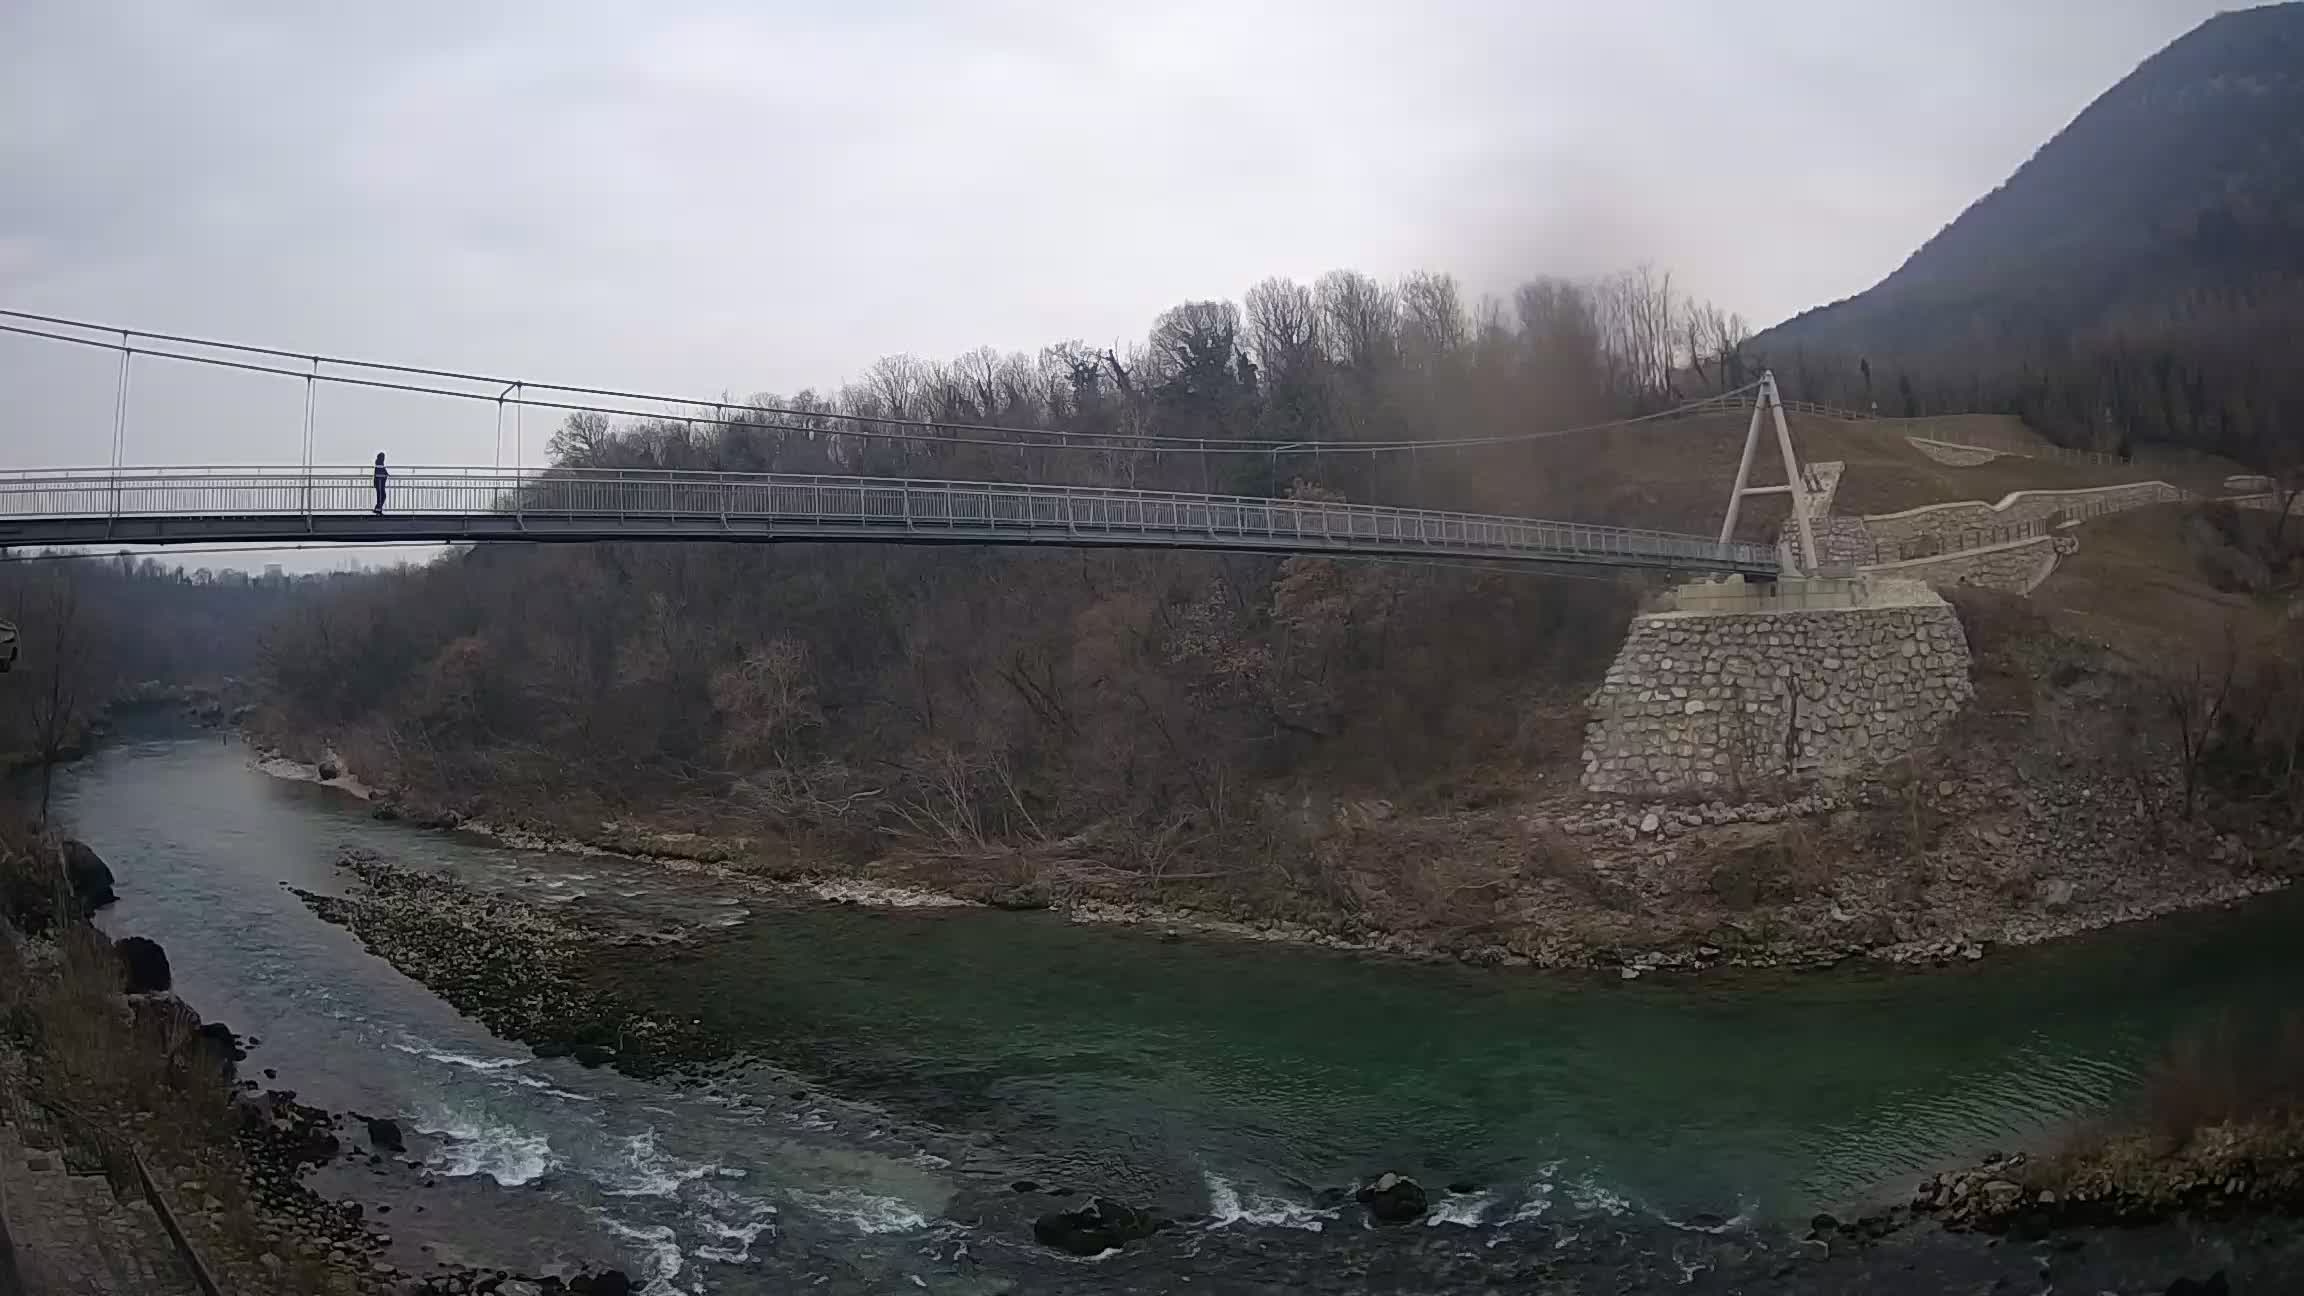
[1581, 577, 1974, 796]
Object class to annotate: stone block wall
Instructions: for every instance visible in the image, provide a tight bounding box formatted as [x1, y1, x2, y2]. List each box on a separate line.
[1907, 438, 2007, 467]
[1862, 482, 2184, 550]
[1859, 534, 2071, 596]
[1581, 589, 1974, 796]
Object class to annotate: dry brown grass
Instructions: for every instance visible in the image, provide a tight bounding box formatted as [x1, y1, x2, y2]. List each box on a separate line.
[2031, 503, 2259, 660]
[2028, 1011, 2304, 1209]
[1507, 410, 2239, 541]
[2137, 1013, 2304, 1147]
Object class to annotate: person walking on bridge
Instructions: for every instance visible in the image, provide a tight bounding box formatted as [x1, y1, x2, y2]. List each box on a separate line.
[373, 452, 389, 514]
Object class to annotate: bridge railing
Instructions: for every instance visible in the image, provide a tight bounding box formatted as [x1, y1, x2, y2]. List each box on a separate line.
[0, 465, 1781, 572]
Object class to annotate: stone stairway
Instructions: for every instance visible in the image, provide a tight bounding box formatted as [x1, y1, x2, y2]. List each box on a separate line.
[0, 1119, 201, 1296]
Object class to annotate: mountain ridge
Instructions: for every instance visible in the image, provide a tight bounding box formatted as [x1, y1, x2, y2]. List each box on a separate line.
[1753, 2, 2304, 456]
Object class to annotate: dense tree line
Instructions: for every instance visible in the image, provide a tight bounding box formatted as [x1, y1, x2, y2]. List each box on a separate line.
[0, 553, 323, 810]
[254, 265, 1753, 874]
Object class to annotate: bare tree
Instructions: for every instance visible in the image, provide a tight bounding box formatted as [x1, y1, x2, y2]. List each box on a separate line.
[1315, 270, 1398, 377]
[1514, 277, 1604, 401]
[2147, 622, 2245, 821]
[1594, 264, 1682, 404]
[24, 571, 96, 823]
[1243, 277, 1323, 385]
[547, 411, 615, 466]
[1397, 271, 1469, 371]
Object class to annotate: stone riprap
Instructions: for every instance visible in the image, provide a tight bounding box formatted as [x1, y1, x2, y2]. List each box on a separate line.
[1860, 533, 2074, 596]
[1582, 580, 1974, 796]
[1862, 482, 2185, 552]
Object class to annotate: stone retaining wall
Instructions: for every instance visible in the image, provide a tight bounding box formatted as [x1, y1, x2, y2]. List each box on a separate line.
[1907, 438, 2007, 467]
[1859, 534, 2071, 596]
[1582, 586, 1974, 796]
[1862, 481, 2185, 550]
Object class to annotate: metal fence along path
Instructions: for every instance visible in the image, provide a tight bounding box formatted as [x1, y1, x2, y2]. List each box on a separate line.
[0, 465, 1781, 574]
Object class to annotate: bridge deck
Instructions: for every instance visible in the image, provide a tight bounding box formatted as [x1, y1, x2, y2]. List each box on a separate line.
[0, 467, 1779, 575]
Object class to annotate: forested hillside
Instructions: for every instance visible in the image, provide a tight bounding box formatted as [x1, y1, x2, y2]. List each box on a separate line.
[1755, 2, 2304, 465]
[255, 265, 1754, 884]
[0, 554, 311, 772]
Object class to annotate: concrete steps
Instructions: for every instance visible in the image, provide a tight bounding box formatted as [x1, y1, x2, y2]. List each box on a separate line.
[0, 1120, 200, 1296]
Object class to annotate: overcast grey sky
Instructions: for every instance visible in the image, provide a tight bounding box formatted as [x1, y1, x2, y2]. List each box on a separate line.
[0, 0, 2238, 478]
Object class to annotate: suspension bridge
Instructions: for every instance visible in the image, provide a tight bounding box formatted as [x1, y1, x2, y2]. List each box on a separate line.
[0, 311, 1805, 576]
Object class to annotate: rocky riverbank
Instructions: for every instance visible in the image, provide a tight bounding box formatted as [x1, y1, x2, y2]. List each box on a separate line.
[257, 741, 2296, 984]
[294, 850, 727, 1079]
[1, 834, 636, 1296]
[1912, 1121, 2304, 1235]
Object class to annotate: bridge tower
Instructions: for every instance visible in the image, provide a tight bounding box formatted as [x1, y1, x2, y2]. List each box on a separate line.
[1715, 371, 1818, 575]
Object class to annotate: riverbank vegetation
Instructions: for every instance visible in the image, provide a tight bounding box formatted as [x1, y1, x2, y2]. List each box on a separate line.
[1916, 1010, 2304, 1233]
[243, 273, 2304, 971]
[0, 553, 330, 813]
[0, 821, 359, 1294]
[250, 265, 1748, 943]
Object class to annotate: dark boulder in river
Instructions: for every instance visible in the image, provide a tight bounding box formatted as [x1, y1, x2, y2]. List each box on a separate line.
[572, 1270, 633, 1296]
[64, 839, 117, 910]
[1356, 1172, 1429, 1225]
[193, 1021, 245, 1065]
[115, 935, 172, 993]
[366, 1117, 405, 1152]
[317, 759, 341, 780]
[1033, 1196, 1155, 1256]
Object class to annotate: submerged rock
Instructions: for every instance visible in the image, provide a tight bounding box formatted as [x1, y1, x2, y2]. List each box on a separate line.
[1356, 1172, 1429, 1225]
[1033, 1196, 1154, 1256]
[116, 934, 172, 993]
[64, 838, 117, 909]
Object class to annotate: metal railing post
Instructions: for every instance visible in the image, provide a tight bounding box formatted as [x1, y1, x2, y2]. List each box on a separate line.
[108, 337, 133, 534]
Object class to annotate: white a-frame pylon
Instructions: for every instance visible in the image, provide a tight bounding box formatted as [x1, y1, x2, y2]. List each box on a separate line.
[1716, 370, 1817, 575]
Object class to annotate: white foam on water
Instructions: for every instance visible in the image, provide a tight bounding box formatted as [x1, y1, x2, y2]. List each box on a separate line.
[503, 1072, 599, 1103]
[1503, 1162, 1562, 1224]
[1203, 1174, 1334, 1233]
[1425, 1191, 1496, 1228]
[692, 1215, 774, 1265]
[907, 1150, 951, 1170]
[601, 1128, 721, 1199]
[413, 1109, 557, 1187]
[597, 1215, 685, 1290]
[391, 1040, 529, 1073]
[690, 1183, 779, 1264]
[791, 1187, 931, 1235]
[1565, 1176, 1634, 1217]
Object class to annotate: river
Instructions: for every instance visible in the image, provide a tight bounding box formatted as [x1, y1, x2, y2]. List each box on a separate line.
[55, 727, 2304, 1292]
